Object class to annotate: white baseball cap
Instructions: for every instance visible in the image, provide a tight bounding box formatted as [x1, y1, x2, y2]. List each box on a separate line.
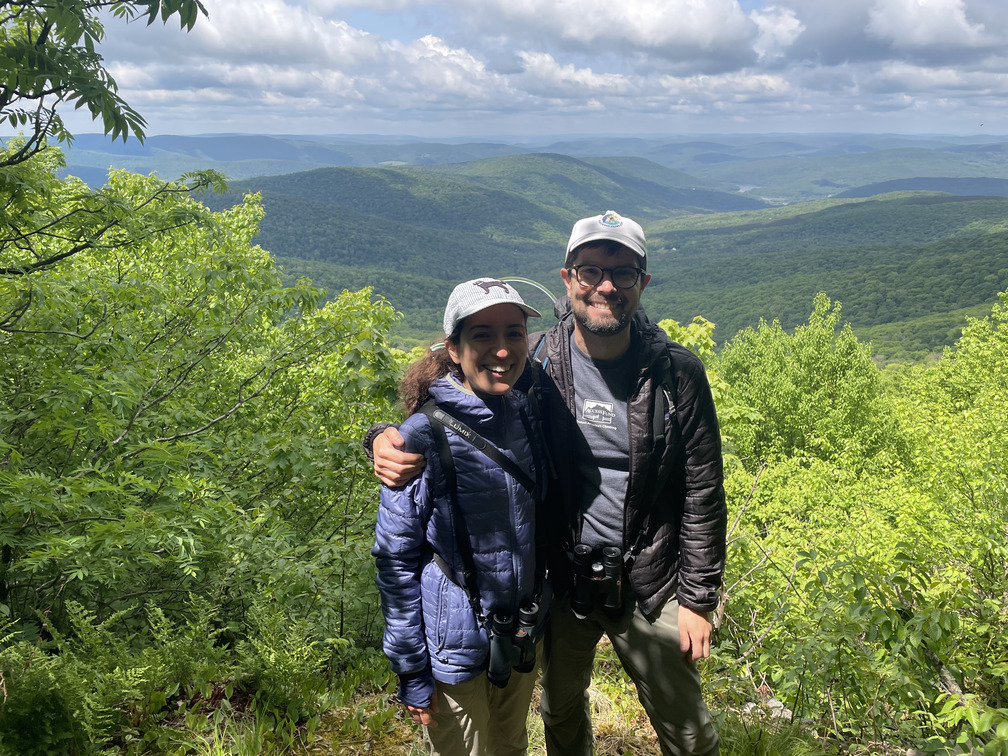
[443, 278, 541, 337]
[565, 210, 647, 269]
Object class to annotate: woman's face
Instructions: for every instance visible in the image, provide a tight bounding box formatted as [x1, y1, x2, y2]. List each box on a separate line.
[447, 303, 529, 398]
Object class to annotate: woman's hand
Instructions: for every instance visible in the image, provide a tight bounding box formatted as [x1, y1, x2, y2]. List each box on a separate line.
[405, 696, 439, 726]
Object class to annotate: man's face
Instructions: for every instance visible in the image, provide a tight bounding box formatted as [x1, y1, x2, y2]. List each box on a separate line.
[561, 244, 650, 338]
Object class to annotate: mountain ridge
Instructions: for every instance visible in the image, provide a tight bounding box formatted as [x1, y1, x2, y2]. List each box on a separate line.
[54, 132, 1008, 203]
[40, 133, 1008, 359]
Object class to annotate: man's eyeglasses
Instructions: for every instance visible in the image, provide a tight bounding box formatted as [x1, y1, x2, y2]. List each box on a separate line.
[568, 264, 644, 289]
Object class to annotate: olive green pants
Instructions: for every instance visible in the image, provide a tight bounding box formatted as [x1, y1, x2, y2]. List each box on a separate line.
[424, 644, 541, 756]
[539, 597, 718, 756]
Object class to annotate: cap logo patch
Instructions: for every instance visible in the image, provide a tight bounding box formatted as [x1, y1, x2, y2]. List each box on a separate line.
[475, 279, 510, 295]
[599, 211, 623, 228]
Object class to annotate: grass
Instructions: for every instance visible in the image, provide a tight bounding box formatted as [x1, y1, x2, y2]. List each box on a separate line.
[157, 637, 851, 756]
[163, 700, 847, 756]
[297, 637, 840, 756]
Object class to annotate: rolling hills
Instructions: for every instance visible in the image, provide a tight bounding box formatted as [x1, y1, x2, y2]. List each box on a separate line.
[199, 153, 770, 339]
[43, 131, 1008, 360]
[194, 152, 1008, 360]
[58, 132, 1008, 203]
[645, 193, 1008, 361]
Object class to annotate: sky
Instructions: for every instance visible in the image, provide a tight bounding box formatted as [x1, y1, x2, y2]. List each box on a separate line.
[58, 0, 1008, 138]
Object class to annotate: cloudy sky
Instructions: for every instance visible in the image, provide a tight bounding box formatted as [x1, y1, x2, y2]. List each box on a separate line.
[65, 0, 1008, 138]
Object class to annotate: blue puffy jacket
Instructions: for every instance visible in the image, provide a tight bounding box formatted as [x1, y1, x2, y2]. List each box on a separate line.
[372, 375, 547, 708]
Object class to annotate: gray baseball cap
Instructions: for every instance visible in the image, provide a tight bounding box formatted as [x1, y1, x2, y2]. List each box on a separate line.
[443, 278, 541, 337]
[565, 210, 647, 269]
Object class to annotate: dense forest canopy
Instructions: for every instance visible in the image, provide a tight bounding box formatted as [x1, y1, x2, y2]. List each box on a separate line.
[202, 165, 1008, 360]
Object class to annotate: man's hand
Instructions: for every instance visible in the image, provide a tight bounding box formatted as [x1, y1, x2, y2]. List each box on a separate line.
[678, 605, 712, 662]
[374, 426, 426, 488]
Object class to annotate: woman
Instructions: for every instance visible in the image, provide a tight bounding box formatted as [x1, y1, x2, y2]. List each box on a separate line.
[372, 277, 549, 756]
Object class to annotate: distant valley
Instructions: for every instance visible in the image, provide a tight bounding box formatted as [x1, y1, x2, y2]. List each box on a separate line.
[60, 131, 1008, 204]
[57, 132, 1008, 361]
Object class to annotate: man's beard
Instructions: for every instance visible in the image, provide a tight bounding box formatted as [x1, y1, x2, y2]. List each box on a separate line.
[572, 301, 632, 337]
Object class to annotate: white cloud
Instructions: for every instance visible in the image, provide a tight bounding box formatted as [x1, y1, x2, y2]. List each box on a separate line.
[535, 0, 749, 48]
[750, 5, 804, 61]
[394, 36, 499, 100]
[430, 0, 759, 67]
[866, 0, 987, 50]
[660, 70, 795, 104]
[36, 0, 1008, 136]
[192, 1, 384, 64]
[867, 60, 1008, 94]
[517, 52, 632, 97]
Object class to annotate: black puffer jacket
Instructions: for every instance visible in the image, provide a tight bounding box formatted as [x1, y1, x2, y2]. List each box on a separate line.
[526, 297, 726, 615]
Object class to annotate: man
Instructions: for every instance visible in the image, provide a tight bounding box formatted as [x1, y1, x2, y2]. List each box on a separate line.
[371, 211, 726, 756]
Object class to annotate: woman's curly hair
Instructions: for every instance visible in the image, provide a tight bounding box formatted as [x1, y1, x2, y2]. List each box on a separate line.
[398, 337, 463, 416]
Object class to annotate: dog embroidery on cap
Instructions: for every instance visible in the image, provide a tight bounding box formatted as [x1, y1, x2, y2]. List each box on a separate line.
[475, 280, 510, 295]
[599, 211, 623, 228]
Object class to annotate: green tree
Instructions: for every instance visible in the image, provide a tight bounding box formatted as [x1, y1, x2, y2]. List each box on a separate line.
[0, 158, 401, 635]
[657, 315, 761, 455]
[0, 8, 408, 749]
[715, 292, 1008, 752]
[1, 1, 222, 283]
[1, 0, 207, 165]
[0, 151, 404, 751]
[713, 292, 907, 472]
[889, 293, 1008, 742]
[0, 142, 224, 279]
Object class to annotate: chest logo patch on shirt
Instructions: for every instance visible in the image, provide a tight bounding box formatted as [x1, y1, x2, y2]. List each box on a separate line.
[581, 399, 616, 427]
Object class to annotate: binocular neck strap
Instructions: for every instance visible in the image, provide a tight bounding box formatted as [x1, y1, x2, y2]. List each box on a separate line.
[423, 405, 487, 627]
[420, 399, 548, 628]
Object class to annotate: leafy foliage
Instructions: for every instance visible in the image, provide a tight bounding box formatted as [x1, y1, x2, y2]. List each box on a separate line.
[713, 293, 908, 471]
[715, 292, 1008, 754]
[657, 315, 760, 456]
[0, 142, 226, 277]
[0, 1, 208, 164]
[0, 143, 403, 751]
[5, 161, 398, 623]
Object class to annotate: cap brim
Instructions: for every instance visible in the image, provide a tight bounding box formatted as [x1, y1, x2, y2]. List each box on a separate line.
[565, 233, 647, 266]
[455, 301, 541, 324]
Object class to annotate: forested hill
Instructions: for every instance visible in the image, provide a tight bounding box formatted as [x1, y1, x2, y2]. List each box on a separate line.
[644, 193, 1008, 361]
[202, 153, 767, 340]
[59, 131, 1008, 204]
[60, 132, 1008, 356]
[835, 176, 1008, 198]
[203, 150, 1008, 361]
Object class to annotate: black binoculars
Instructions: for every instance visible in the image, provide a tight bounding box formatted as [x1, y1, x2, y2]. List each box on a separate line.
[570, 544, 623, 620]
[487, 602, 539, 688]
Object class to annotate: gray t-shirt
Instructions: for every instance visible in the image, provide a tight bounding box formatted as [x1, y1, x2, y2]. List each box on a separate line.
[569, 334, 634, 549]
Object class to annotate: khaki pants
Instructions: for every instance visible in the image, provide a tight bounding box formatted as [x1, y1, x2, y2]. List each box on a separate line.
[424, 645, 541, 756]
[539, 597, 718, 756]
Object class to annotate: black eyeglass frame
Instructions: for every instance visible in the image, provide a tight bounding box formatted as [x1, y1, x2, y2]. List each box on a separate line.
[567, 264, 645, 289]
